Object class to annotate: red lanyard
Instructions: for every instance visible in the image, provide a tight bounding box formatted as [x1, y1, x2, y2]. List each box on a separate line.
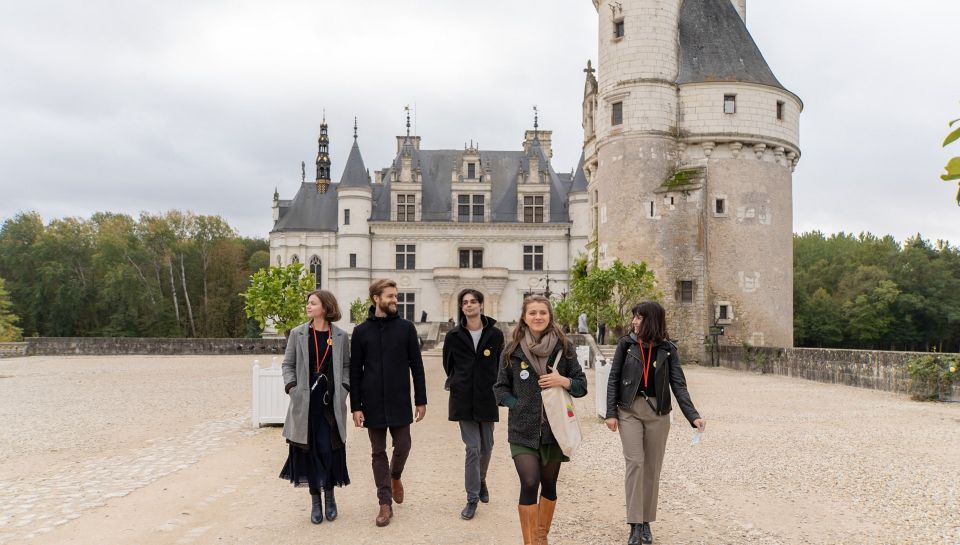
[639, 341, 654, 389]
[312, 326, 333, 374]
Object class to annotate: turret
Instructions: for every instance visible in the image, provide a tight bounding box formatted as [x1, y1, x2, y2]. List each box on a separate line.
[315, 114, 331, 193]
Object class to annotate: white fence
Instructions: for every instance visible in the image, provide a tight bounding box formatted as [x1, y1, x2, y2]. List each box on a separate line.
[252, 358, 289, 427]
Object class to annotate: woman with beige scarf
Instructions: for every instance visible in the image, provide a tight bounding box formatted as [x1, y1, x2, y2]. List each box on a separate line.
[494, 295, 587, 545]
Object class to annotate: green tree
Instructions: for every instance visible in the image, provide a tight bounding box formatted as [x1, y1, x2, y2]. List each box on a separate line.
[803, 288, 843, 347]
[240, 263, 314, 337]
[942, 111, 960, 205]
[0, 277, 23, 341]
[350, 297, 368, 324]
[569, 257, 660, 336]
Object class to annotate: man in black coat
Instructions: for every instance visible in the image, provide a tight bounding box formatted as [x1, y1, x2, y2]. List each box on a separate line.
[350, 279, 427, 528]
[442, 288, 504, 521]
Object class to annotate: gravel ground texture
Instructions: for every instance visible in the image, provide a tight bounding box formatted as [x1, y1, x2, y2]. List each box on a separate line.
[0, 352, 957, 545]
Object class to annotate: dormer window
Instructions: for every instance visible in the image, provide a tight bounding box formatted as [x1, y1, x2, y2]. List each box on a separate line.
[467, 162, 476, 179]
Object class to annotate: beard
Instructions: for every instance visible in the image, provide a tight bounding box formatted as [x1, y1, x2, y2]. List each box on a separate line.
[378, 300, 398, 315]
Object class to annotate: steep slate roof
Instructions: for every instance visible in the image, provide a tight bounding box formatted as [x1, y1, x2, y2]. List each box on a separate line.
[570, 152, 588, 192]
[271, 182, 339, 232]
[371, 145, 573, 223]
[676, 0, 784, 89]
[338, 140, 371, 187]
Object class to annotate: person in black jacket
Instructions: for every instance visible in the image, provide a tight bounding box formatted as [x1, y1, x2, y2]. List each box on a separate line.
[350, 279, 427, 528]
[605, 301, 705, 545]
[442, 288, 504, 521]
[494, 295, 587, 545]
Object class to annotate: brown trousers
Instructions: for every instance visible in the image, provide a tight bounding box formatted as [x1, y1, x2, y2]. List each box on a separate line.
[368, 425, 412, 505]
[617, 396, 671, 523]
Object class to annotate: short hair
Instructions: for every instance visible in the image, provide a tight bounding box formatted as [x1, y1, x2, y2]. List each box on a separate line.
[369, 278, 398, 301]
[457, 288, 484, 306]
[307, 290, 342, 322]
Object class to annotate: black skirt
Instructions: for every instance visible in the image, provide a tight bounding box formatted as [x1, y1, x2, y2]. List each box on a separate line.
[279, 376, 350, 491]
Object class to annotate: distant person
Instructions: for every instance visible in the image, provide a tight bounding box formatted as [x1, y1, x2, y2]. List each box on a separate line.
[350, 279, 427, 527]
[597, 321, 607, 344]
[494, 295, 587, 544]
[577, 311, 588, 334]
[442, 288, 504, 520]
[279, 290, 351, 525]
[605, 301, 705, 545]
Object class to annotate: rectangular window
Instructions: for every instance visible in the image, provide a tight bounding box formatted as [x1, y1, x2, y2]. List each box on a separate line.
[523, 245, 544, 271]
[349, 253, 357, 268]
[467, 162, 476, 179]
[459, 249, 483, 269]
[648, 201, 656, 218]
[614, 19, 625, 38]
[397, 194, 416, 222]
[715, 198, 726, 215]
[344, 209, 351, 225]
[776, 100, 785, 120]
[395, 244, 416, 270]
[679, 280, 694, 303]
[611, 101, 623, 125]
[522, 195, 544, 223]
[719, 304, 729, 320]
[397, 292, 416, 321]
[724, 95, 736, 114]
[458, 194, 485, 222]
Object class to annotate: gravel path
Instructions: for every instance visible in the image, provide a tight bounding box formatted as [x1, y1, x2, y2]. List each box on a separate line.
[0, 353, 957, 545]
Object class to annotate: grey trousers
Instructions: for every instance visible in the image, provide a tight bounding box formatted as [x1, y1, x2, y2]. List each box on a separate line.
[459, 421, 495, 502]
[618, 396, 670, 523]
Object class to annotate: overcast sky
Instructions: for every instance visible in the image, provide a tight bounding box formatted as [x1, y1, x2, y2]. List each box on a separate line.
[1, 0, 958, 244]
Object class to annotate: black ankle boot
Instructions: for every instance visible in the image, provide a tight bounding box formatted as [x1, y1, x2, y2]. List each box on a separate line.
[628, 523, 642, 545]
[640, 522, 653, 544]
[310, 493, 323, 524]
[323, 488, 338, 521]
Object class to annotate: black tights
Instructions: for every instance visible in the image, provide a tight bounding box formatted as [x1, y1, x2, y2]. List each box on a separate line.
[513, 454, 561, 505]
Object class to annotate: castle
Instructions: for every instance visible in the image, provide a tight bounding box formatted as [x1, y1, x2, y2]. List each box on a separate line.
[270, 0, 801, 350]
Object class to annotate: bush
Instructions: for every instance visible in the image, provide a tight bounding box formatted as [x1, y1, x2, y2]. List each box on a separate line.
[907, 354, 959, 401]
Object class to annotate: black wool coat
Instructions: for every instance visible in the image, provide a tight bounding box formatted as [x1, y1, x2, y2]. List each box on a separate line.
[349, 307, 427, 428]
[442, 315, 504, 422]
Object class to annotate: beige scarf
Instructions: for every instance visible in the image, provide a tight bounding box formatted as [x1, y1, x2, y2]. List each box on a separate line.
[520, 329, 558, 377]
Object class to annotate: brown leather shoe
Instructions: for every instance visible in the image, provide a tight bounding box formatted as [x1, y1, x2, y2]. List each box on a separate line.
[375, 504, 393, 527]
[391, 478, 404, 504]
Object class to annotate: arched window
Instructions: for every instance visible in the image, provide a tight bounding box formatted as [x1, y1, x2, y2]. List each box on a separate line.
[291, 254, 300, 264]
[309, 256, 322, 289]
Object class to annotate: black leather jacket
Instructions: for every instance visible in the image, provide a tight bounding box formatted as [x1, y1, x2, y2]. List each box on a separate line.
[605, 333, 701, 427]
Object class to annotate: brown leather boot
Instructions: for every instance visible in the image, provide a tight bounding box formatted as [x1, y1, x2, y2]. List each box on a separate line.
[375, 504, 393, 527]
[391, 478, 404, 504]
[537, 497, 557, 545]
[517, 504, 540, 545]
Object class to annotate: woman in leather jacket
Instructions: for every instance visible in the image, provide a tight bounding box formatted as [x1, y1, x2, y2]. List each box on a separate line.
[605, 302, 705, 545]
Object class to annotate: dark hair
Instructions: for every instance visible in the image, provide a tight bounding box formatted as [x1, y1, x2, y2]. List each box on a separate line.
[456, 288, 484, 323]
[307, 289, 342, 322]
[632, 301, 668, 343]
[368, 278, 397, 301]
[504, 295, 570, 365]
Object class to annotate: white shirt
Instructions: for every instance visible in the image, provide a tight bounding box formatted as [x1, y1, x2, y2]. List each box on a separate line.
[469, 328, 482, 350]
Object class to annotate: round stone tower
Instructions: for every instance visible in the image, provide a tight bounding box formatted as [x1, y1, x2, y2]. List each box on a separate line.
[585, 0, 801, 353]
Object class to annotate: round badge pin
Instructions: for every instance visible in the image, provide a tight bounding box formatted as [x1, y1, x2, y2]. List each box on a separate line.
[520, 370, 530, 380]
[483, 349, 491, 357]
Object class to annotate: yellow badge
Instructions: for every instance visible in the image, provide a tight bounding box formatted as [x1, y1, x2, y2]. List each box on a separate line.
[483, 349, 491, 357]
[520, 361, 529, 370]
[327, 338, 334, 346]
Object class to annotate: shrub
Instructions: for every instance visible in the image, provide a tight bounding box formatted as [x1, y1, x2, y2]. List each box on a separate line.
[907, 354, 958, 401]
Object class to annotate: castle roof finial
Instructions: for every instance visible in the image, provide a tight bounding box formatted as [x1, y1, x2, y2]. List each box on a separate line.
[322, 108, 326, 124]
[353, 117, 358, 140]
[404, 105, 411, 138]
[533, 105, 540, 142]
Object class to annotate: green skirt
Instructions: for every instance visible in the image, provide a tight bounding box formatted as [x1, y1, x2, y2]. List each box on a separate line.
[509, 442, 570, 464]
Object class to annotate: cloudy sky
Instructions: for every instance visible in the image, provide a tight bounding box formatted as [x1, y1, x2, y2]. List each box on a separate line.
[1, 0, 958, 244]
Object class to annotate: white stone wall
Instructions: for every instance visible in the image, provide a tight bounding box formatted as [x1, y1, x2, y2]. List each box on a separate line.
[596, 0, 682, 94]
[679, 82, 801, 152]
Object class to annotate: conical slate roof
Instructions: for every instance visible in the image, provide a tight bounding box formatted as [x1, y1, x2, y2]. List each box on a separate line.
[571, 152, 588, 192]
[676, 0, 785, 90]
[338, 140, 370, 187]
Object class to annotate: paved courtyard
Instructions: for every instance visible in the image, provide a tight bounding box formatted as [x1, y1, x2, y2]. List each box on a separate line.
[0, 353, 957, 545]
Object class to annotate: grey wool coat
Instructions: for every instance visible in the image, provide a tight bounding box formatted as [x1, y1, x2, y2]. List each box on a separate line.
[281, 322, 351, 446]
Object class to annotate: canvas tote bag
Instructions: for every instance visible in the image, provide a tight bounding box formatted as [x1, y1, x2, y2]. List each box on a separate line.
[541, 351, 582, 457]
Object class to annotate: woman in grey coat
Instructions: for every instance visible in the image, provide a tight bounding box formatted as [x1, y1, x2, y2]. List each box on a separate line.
[279, 290, 351, 525]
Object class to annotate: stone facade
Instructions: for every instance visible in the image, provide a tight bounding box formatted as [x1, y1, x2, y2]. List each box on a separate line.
[585, 0, 802, 355]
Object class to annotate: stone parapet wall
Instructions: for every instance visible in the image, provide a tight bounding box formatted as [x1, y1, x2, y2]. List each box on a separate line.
[19, 337, 288, 356]
[716, 345, 960, 396]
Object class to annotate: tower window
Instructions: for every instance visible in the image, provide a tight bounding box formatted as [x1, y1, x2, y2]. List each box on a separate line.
[724, 95, 737, 114]
[612, 102, 623, 126]
[716, 301, 734, 323]
[719, 305, 729, 320]
[614, 19, 625, 38]
[349, 253, 357, 268]
[344, 209, 351, 225]
[776, 101, 785, 120]
[715, 198, 726, 215]
[648, 201, 655, 218]
[679, 280, 694, 303]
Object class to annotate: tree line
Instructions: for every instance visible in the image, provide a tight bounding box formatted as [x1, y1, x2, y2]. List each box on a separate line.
[0, 211, 268, 339]
[794, 231, 960, 352]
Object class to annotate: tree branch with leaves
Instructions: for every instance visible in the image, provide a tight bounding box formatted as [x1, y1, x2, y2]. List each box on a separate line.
[240, 263, 314, 337]
[943, 110, 960, 205]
